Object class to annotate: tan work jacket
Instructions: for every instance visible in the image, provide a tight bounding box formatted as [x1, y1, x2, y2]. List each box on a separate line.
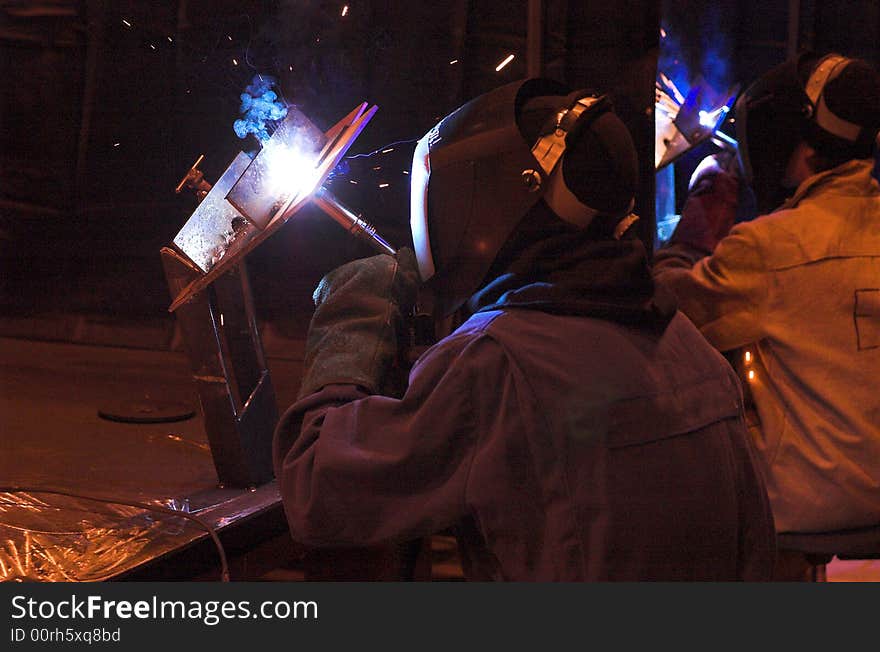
[654, 159, 880, 533]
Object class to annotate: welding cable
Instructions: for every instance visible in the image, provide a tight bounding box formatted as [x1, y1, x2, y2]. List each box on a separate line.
[0, 486, 230, 582]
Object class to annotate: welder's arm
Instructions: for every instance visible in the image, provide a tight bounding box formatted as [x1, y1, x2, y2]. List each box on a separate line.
[653, 219, 770, 353]
[667, 158, 741, 258]
[272, 333, 502, 548]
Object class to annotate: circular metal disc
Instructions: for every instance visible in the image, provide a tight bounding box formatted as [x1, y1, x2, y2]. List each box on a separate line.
[97, 399, 196, 424]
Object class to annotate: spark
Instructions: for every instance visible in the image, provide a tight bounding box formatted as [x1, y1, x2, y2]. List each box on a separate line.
[342, 5, 349, 16]
[747, 370, 756, 381]
[232, 58, 239, 66]
[381, 147, 394, 153]
[289, 65, 293, 71]
[449, 59, 458, 65]
[122, 19, 131, 28]
[660, 28, 667, 38]
[113, 142, 120, 147]
[349, 180, 358, 184]
[167, 36, 173, 42]
[495, 54, 515, 72]
[402, 170, 409, 175]
[227, 35, 232, 41]
[379, 183, 390, 188]
[372, 165, 382, 171]
[150, 43, 156, 50]
[744, 350, 752, 364]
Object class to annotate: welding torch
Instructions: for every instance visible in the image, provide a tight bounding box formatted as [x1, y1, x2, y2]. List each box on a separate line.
[312, 187, 397, 256]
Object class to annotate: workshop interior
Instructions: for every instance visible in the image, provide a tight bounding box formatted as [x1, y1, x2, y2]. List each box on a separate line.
[2, 0, 879, 582]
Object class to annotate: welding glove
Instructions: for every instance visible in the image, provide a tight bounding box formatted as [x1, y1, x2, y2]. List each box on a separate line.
[668, 154, 740, 256]
[297, 247, 421, 400]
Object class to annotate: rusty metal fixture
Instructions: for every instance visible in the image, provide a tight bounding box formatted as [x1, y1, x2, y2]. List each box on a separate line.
[175, 154, 213, 201]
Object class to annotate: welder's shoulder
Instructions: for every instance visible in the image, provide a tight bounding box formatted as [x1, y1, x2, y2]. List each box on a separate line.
[409, 310, 508, 376]
[738, 201, 860, 270]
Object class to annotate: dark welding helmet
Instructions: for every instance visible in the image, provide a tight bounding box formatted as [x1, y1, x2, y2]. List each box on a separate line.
[735, 52, 880, 213]
[410, 78, 638, 316]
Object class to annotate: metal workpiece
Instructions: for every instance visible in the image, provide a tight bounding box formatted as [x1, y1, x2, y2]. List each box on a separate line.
[655, 76, 740, 170]
[167, 101, 385, 313]
[172, 152, 255, 274]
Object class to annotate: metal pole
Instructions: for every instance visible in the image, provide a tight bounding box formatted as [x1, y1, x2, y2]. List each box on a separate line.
[787, 0, 801, 60]
[76, 0, 104, 211]
[527, 0, 542, 77]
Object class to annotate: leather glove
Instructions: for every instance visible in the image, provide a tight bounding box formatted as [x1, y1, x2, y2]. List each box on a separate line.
[668, 154, 740, 255]
[297, 247, 421, 400]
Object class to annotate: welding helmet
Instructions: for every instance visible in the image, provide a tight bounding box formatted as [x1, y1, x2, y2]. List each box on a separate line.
[410, 78, 638, 317]
[735, 52, 880, 213]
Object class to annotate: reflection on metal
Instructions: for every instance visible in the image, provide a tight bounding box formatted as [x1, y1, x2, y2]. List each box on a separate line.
[655, 75, 739, 170]
[173, 152, 253, 273]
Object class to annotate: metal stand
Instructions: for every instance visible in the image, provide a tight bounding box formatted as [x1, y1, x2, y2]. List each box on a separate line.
[161, 246, 277, 488]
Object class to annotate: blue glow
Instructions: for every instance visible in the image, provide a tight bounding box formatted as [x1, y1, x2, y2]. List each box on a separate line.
[233, 75, 288, 143]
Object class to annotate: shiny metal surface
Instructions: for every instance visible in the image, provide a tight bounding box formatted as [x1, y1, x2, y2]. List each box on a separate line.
[172, 152, 253, 273]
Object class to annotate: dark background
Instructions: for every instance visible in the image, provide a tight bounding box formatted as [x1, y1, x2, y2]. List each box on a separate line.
[0, 0, 878, 349]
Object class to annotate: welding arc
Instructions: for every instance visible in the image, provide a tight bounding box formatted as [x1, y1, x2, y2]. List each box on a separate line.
[0, 486, 230, 581]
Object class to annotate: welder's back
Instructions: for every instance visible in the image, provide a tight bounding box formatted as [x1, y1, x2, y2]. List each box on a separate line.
[454, 308, 776, 580]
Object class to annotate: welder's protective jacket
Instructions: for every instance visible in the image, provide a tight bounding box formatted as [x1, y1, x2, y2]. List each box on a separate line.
[654, 159, 880, 533]
[274, 234, 775, 580]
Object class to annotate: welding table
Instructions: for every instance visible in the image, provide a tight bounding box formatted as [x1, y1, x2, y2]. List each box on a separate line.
[0, 335, 305, 582]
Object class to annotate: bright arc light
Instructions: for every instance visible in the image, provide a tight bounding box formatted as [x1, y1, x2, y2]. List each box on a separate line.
[264, 142, 320, 203]
[342, 5, 349, 16]
[495, 54, 515, 72]
[699, 105, 730, 129]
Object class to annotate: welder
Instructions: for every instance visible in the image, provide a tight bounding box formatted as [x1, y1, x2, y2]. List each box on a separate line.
[653, 53, 880, 578]
[273, 78, 775, 580]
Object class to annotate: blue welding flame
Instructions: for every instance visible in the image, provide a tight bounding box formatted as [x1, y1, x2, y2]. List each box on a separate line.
[233, 75, 289, 143]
